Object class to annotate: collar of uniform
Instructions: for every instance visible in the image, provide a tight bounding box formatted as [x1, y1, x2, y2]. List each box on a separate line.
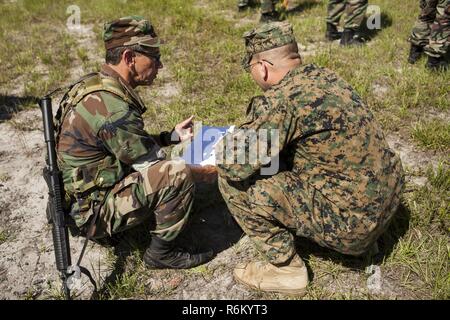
[267, 63, 316, 94]
[100, 64, 147, 114]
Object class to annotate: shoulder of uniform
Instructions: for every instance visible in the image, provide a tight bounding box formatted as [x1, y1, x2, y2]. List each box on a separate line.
[79, 91, 131, 117]
[75, 92, 139, 136]
[71, 72, 129, 105]
[250, 95, 271, 111]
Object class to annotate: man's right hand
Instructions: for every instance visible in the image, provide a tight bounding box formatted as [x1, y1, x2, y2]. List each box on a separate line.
[174, 115, 194, 142]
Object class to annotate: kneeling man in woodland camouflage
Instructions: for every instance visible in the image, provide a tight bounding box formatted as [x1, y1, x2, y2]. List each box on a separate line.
[216, 22, 404, 295]
[55, 16, 213, 269]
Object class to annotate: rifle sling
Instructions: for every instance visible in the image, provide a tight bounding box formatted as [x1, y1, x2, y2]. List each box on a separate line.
[72, 195, 103, 293]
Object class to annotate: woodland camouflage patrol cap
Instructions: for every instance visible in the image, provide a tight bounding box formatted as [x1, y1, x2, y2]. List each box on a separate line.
[103, 16, 163, 51]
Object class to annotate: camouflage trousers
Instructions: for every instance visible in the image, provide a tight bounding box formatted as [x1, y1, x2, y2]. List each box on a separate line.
[87, 160, 194, 242]
[409, 0, 450, 57]
[327, 0, 369, 30]
[218, 171, 402, 266]
[237, 0, 278, 13]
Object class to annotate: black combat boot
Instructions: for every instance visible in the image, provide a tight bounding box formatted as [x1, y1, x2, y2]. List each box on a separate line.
[325, 23, 341, 41]
[340, 28, 365, 46]
[143, 236, 214, 269]
[408, 44, 424, 64]
[426, 55, 448, 72]
[260, 11, 281, 23]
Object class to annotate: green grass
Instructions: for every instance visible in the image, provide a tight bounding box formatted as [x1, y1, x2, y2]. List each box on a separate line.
[76, 48, 89, 63]
[412, 120, 450, 151]
[0, 1, 76, 97]
[407, 163, 450, 232]
[381, 163, 450, 299]
[0, 173, 10, 183]
[0, 230, 8, 244]
[104, 271, 145, 299]
[1, 0, 449, 300]
[385, 230, 449, 299]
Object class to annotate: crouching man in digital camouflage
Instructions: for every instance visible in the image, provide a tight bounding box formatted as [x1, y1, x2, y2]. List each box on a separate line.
[216, 21, 404, 295]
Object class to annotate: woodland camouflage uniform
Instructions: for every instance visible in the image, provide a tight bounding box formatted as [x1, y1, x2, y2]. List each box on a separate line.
[237, 0, 278, 14]
[216, 22, 404, 266]
[409, 0, 450, 58]
[326, 0, 369, 30]
[56, 16, 194, 242]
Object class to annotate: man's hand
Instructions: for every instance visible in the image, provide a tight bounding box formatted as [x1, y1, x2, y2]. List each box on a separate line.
[174, 115, 194, 142]
[188, 165, 218, 184]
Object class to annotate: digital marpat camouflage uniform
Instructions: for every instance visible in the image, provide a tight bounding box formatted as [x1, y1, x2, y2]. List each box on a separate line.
[409, 0, 450, 58]
[216, 22, 404, 266]
[327, 0, 369, 30]
[56, 17, 193, 242]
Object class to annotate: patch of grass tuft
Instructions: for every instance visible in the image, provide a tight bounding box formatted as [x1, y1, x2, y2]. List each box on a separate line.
[412, 120, 450, 151]
[0, 230, 8, 244]
[105, 272, 145, 300]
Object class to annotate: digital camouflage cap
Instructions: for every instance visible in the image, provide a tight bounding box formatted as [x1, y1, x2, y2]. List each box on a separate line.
[242, 21, 296, 68]
[103, 16, 162, 50]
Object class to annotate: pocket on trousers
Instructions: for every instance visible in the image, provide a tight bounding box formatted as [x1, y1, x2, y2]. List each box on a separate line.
[109, 172, 144, 216]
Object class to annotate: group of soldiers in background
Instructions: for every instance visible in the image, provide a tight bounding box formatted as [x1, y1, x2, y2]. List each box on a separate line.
[408, 0, 449, 70]
[237, 0, 449, 71]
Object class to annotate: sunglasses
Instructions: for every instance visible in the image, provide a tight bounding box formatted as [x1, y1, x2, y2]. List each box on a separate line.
[135, 50, 161, 65]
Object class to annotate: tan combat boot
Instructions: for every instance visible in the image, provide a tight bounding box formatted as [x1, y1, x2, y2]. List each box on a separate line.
[233, 254, 309, 296]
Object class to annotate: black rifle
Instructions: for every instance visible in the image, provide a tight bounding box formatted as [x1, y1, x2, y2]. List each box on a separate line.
[40, 96, 99, 300]
[40, 96, 73, 299]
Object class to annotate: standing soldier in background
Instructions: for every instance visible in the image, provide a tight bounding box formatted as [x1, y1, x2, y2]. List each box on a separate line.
[55, 16, 214, 270]
[326, 0, 368, 46]
[408, 0, 449, 71]
[216, 21, 404, 295]
[237, 0, 281, 22]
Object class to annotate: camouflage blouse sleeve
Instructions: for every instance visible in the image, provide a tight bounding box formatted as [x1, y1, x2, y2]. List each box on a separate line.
[98, 106, 161, 165]
[216, 95, 300, 181]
